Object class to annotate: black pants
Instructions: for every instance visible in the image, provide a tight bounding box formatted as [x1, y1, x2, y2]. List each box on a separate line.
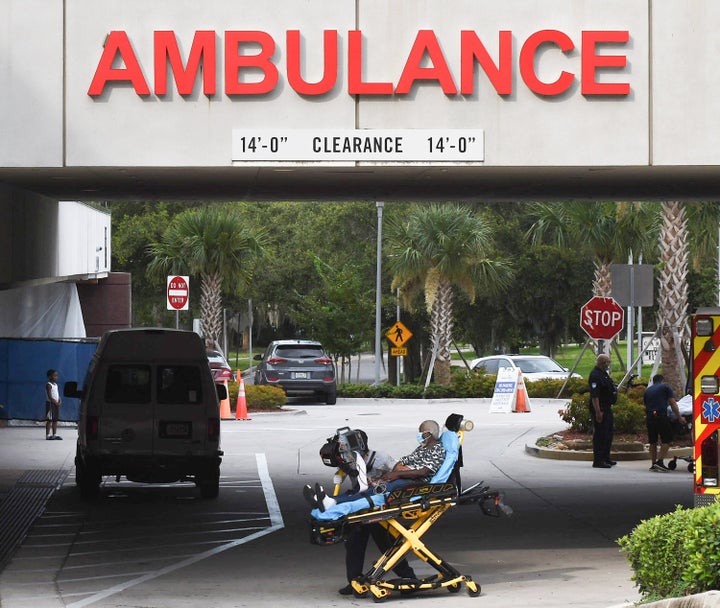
[592, 406, 614, 464]
[345, 523, 416, 582]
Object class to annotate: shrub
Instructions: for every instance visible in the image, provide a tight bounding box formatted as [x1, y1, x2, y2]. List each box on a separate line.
[451, 373, 496, 398]
[613, 395, 646, 434]
[338, 383, 373, 398]
[559, 393, 592, 433]
[227, 382, 286, 410]
[337, 374, 589, 401]
[526, 377, 587, 398]
[559, 389, 646, 434]
[618, 503, 720, 601]
[683, 501, 720, 594]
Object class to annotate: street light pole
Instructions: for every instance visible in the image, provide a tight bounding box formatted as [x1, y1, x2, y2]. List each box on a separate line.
[374, 201, 384, 385]
[396, 287, 401, 386]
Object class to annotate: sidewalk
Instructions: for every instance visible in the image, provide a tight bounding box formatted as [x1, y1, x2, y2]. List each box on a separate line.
[0, 425, 76, 570]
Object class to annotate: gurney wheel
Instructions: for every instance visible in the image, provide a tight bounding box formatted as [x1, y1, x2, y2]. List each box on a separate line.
[688, 462, 695, 473]
[668, 459, 677, 471]
[371, 593, 389, 603]
[466, 581, 481, 597]
[448, 583, 461, 593]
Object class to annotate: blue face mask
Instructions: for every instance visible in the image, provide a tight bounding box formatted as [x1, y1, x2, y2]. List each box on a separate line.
[417, 432, 426, 444]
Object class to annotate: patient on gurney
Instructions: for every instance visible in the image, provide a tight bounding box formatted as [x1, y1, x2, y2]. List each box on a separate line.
[303, 420, 445, 512]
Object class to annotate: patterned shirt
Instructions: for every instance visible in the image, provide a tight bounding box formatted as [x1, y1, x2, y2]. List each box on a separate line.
[399, 442, 446, 482]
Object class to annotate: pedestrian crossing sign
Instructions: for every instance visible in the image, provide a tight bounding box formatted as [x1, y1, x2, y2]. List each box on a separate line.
[386, 321, 412, 347]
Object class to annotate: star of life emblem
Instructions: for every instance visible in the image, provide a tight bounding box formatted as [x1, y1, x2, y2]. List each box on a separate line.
[702, 397, 720, 424]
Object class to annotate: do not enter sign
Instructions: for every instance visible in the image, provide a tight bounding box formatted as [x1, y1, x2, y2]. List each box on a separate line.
[580, 296, 624, 341]
[167, 275, 189, 311]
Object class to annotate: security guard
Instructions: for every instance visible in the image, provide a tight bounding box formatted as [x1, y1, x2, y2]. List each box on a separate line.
[588, 354, 618, 468]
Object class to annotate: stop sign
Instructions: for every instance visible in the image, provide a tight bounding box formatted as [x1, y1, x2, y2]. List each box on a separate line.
[580, 296, 624, 340]
[167, 275, 189, 311]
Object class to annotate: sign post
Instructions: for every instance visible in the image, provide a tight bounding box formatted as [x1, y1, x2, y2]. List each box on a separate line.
[167, 275, 190, 329]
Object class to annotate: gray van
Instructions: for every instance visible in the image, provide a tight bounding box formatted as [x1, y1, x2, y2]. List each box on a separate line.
[65, 329, 224, 499]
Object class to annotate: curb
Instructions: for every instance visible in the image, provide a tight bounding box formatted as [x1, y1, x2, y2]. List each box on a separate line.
[526, 442, 692, 462]
[608, 590, 720, 608]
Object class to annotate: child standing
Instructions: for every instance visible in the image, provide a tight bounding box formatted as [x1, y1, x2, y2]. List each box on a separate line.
[45, 369, 62, 440]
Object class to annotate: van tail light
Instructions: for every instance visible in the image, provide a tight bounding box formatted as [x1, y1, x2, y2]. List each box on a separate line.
[267, 357, 288, 365]
[86, 416, 99, 440]
[217, 369, 233, 379]
[208, 418, 220, 442]
[315, 357, 333, 365]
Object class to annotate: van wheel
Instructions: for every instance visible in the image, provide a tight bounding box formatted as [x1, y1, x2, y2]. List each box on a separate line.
[198, 467, 220, 499]
[77, 459, 101, 500]
[325, 390, 337, 405]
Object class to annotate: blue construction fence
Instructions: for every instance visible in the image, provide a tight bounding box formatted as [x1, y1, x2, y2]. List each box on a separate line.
[0, 338, 98, 421]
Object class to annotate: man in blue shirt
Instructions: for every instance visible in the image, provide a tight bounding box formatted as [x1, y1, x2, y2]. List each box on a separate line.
[643, 374, 686, 471]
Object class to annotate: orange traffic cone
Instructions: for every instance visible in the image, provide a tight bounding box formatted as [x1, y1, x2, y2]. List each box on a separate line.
[513, 371, 531, 413]
[220, 380, 232, 419]
[235, 372, 250, 420]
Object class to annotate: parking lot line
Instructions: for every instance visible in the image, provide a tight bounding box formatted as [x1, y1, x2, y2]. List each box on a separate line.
[63, 453, 283, 608]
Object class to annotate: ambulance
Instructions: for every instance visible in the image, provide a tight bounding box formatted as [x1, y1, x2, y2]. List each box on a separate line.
[691, 308, 720, 506]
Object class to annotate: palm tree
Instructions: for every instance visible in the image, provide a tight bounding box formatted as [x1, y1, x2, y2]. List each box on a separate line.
[148, 207, 268, 348]
[685, 202, 720, 271]
[386, 204, 512, 385]
[526, 201, 659, 297]
[657, 201, 689, 395]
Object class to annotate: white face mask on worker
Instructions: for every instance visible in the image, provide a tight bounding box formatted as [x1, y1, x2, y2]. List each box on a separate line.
[417, 432, 426, 444]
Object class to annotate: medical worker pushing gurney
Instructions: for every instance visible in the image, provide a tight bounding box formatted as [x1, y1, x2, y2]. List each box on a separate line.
[305, 414, 512, 601]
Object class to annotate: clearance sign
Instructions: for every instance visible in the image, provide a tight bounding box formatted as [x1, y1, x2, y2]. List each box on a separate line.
[87, 29, 630, 99]
[691, 311, 720, 507]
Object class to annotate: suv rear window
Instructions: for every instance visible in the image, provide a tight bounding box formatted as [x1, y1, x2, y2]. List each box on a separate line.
[158, 366, 203, 404]
[275, 345, 325, 358]
[105, 365, 151, 404]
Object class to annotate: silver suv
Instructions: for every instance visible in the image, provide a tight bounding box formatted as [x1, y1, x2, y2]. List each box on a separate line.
[254, 340, 337, 404]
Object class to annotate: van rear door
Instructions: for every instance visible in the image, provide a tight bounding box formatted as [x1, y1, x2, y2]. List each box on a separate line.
[155, 364, 207, 456]
[99, 364, 154, 456]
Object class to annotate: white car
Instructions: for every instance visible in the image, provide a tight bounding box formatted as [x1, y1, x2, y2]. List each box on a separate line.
[469, 354, 581, 381]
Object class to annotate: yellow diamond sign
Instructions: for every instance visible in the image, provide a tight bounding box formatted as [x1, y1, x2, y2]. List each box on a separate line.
[386, 321, 412, 347]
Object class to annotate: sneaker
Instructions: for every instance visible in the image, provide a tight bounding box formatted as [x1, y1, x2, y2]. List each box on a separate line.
[303, 484, 318, 508]
[592, 462, 612, 468]
[46, 435, 53, 440]
[52, 435, 63, 440]
[654, 460, 669, 472]
[338, 584, 354, 596]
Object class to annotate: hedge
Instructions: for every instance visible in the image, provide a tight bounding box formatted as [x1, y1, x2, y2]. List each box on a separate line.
[618, 502, 720, 601]
[226, 382, 286, 411]
[559, 392, 646, 434]
[337, 374, 587, 401]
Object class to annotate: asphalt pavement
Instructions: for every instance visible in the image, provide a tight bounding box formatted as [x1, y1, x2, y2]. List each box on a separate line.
[0, 398, 698, 608]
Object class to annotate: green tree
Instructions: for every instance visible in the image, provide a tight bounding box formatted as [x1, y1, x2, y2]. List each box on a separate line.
[227, 201, 381, 342]
[291, 257, 374, 381]
[111, 202, 205, 326]
[387, 204, 512, 385]
[148, 208, 268, 348]
[526, 201, 658, 297]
